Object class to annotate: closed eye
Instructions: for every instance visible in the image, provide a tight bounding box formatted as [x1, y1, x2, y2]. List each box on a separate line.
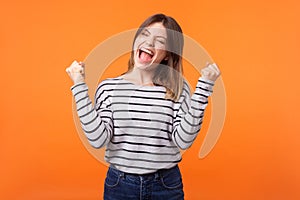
[141, 29, 150, 37]
[157, 39, 165, 44]
[141, 32, 149, 36]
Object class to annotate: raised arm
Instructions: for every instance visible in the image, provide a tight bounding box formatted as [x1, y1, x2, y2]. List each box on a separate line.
[172, 63, 221, 150]
[66, 61, 113, 148]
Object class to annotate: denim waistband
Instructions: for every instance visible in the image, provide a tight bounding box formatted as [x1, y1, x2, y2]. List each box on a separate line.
[109, 164, 179, 181]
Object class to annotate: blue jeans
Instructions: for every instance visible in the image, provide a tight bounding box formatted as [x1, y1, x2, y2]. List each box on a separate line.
[104, 165, 184, 200]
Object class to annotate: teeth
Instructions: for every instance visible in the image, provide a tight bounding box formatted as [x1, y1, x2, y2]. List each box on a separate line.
[140, 47, 154, 55]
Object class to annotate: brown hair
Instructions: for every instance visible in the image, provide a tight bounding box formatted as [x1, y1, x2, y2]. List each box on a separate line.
[126, 13, 184, 101]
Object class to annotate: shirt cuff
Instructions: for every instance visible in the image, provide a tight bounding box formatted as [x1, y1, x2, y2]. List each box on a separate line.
[198, 76, 215, 86]
[196, 76, 214, 96]
[70, 82, 88, 97]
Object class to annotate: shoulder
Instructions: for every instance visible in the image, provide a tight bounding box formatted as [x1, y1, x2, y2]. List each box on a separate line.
[98, 76, 123, 87]
[95, 76, 123, 97]
[97, 76, 124, 89]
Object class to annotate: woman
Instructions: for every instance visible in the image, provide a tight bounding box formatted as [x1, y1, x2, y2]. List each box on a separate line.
[66, 13, 220, 200]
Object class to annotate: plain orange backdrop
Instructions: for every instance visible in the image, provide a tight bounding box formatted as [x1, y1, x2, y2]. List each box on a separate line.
[1, 0, 300, 199]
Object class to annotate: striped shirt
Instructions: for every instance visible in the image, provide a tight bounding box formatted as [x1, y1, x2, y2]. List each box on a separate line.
[71, 75, 214, 174]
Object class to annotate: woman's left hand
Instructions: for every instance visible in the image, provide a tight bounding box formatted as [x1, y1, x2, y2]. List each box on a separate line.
[201, 63, 221, 82]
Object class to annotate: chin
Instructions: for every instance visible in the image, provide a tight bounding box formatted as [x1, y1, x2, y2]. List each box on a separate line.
[134, 63, 153, 71]
[134, 60, 159, 71]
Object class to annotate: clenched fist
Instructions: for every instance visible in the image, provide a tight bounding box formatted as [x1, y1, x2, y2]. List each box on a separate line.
[66, 60, 85, 84]
[201, 63, 221, 82]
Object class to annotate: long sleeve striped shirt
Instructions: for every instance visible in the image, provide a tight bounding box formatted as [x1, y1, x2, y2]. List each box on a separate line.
[70, 76, 214, 174]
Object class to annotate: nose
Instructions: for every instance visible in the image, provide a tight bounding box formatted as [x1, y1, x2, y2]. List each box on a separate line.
[145, 36, 155, 47]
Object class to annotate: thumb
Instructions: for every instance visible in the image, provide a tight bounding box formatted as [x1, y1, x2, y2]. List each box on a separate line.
[205, 61, 210, 67]
[66, 67, 70, 75]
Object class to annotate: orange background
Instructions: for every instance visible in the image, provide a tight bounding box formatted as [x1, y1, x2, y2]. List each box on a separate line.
[1, 0, 300, 199]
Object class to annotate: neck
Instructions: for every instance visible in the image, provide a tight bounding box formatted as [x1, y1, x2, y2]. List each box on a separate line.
[126, 67, 155, 85]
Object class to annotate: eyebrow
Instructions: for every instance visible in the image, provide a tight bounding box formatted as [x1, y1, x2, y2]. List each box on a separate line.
[143, 29, 151, 34]
[143, 28, 167, 40]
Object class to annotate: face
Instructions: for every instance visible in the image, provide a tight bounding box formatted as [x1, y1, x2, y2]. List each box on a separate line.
[133, 22, 168, 70]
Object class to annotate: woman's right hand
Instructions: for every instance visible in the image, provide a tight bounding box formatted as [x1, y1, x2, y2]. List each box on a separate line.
[66, 60, 85, 84]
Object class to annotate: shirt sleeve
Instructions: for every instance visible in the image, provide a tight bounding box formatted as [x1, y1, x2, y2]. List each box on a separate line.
[171, 77, 215, 150]
[70, 81, 113, 149]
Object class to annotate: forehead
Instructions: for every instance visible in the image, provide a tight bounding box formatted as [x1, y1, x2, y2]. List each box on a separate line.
[144, 22, 167, 37]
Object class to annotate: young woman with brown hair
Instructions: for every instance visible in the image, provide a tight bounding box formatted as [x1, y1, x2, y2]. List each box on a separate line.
[66, 13, 220, 200]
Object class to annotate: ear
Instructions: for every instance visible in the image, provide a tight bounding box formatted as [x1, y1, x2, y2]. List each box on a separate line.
[164, 56, 169, 61]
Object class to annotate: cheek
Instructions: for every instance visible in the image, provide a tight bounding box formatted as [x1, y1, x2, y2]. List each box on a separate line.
[156, 49, 167, 59]
[133, 37, 143, 48]
[133, 41, 138, 51]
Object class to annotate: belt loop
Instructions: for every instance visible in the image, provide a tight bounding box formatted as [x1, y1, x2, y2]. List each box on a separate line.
[154, 171, 159, 180]
[120, 171, 125, 179]
[155, 170, 160, 180]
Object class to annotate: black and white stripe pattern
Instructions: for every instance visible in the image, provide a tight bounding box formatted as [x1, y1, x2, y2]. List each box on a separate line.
[71, 76, 214, 174]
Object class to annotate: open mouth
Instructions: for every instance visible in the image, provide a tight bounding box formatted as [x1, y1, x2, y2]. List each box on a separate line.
[138, 47, 154, 63]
